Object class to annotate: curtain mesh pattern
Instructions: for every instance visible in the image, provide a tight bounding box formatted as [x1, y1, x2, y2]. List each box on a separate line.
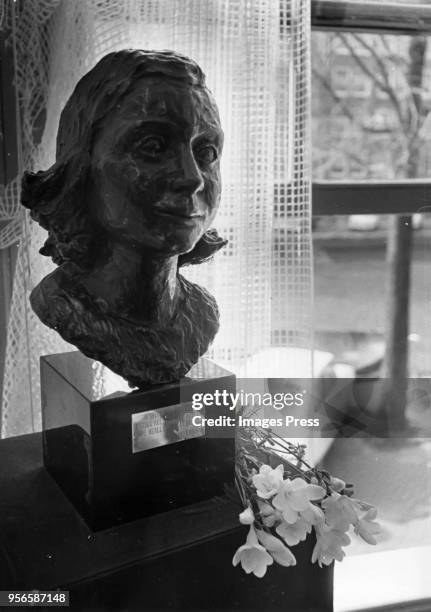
[1, 0, 312, 437]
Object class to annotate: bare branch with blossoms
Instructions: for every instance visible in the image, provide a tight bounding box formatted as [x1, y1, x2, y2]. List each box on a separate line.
[232, 426, 381, 578]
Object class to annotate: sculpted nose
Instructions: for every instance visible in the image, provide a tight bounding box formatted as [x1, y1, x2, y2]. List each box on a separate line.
[170, 149, 204, 195]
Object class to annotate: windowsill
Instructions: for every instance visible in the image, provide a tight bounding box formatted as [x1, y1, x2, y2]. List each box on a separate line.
[334, 546, 431, 611]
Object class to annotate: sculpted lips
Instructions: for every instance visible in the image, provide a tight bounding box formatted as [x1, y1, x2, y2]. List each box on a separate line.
[155, 213, 203, 227]
[153, 201, 204, 224]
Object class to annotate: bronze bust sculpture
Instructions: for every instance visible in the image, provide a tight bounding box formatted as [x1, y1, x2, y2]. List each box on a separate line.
[22, 50, 226, 388]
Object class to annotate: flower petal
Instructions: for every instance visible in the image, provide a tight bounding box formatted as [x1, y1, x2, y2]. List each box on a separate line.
[271, 548, 297, 567]
[256, 529, 297, 567]
[330, 477, 346, 492]
[252, 464, 284, 499]
[239, 506, 255, 525]
[276, 518, 311, 546]
[233, 544, 249, 567]
[300, 504, 325, 526]
[305, 484, 326, 501]
[232, 527, 274, 578]
[281, 506, 299, 524]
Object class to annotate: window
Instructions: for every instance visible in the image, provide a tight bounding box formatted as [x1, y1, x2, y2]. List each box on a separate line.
[311, 2, 431, 611]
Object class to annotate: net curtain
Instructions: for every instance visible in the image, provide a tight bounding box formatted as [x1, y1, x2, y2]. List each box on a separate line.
[0, 0, 313, 437]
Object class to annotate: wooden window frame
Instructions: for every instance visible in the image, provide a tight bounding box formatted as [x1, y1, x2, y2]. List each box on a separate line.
[311, 0, 431, 36]
[313, 180, 431, 215]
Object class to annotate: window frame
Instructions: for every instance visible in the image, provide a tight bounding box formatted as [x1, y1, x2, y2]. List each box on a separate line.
[311, 5, 431, 612]
[311, 0, 431, 36]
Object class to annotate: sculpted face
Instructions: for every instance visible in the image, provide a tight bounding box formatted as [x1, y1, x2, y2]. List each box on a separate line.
[89, 77, 223, 255]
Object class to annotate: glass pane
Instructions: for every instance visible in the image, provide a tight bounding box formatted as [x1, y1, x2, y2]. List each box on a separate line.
[314, 216, 431, 612]
[313, 214, 431, 377]
[312, 31, 431, 180]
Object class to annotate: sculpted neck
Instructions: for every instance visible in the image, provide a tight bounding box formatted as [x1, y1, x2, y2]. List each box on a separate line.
[77, 242, 180, 324]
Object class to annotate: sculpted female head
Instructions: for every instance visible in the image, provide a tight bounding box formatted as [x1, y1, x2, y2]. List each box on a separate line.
[22, 50, 227, 386]
[22, 49, 226, 267]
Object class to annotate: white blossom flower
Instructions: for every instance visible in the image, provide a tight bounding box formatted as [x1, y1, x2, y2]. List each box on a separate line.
[257, 501, 283, 527]
[321, 492, 361, 531]
[300, 503, 325, 526]
[273, 478, 325, 524]
[329, 477, 346, 492]
[354, 507, 381, 545]
[239, 506, 255, 525]
[252, 464, 284, 499]
[232, 526, 274, 578]
[256, 529, 297, 567]
[312, 523, 351, 567]
[276, 517, 312, 546]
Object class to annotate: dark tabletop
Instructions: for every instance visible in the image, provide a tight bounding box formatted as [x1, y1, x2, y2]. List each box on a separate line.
[0, 433, 333, 611]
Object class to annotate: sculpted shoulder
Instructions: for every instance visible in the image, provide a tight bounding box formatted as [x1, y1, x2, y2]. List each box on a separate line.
[30, 268, 84, 330]
[178, 274, 220, 341]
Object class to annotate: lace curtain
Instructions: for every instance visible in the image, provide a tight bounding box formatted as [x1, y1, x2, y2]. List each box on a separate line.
[0, 0, 312, 437]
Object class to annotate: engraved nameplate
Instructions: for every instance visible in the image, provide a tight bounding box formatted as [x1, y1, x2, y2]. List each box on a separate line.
[131, 402, 204, 453]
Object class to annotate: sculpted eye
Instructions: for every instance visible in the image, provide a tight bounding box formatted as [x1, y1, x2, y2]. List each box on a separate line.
[194, 144, 218, 167]
[133, 135, 167, 158]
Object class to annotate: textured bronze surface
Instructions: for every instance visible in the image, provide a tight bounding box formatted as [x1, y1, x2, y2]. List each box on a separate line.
[22, 50, 226, 387]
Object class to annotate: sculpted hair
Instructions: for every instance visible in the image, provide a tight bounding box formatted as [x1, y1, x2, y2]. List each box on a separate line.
[21, 49, 226, 267]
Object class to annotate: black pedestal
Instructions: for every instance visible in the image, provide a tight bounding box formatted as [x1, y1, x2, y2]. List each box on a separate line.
[41, 352, 235, 530]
